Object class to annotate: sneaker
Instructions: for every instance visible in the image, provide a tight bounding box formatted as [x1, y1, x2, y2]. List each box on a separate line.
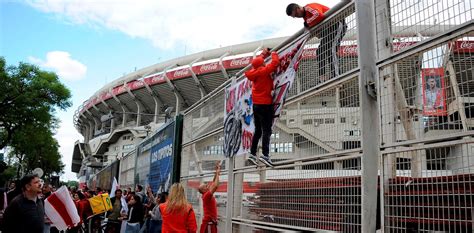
[259, 155, 274, 167]
[247, 154, 258, 166]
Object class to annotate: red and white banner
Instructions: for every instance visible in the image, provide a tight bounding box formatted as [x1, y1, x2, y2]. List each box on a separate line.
[45, 186, 81, 231]
[223, 35, 309, 157]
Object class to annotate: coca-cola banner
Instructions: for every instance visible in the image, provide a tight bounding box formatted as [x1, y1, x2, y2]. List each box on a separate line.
[452, 40, 474, 53]
[223, 34, 309, 157]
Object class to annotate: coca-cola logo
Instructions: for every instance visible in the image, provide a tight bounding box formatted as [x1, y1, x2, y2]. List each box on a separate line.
[393, 42, 414, 52]
[132, 81, 144, 89]
[199, 62, 219, 73]
[230, 57, 250, 67]
[302, 49, 317, 58]
[459, 41, 474, 50]
[342, 45, 358, 55]
[173, 69, 190, 78]
[152, 75, 163, 83]
[115, 86, 125, 94]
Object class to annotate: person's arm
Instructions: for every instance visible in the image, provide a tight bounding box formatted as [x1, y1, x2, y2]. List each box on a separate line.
[186, 207, 198, 233]
[208, 162, 221, 194]
[264, 52, 280, 74]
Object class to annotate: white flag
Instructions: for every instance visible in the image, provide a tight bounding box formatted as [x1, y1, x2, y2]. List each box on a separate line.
[44, 186, 81, 231]
[110, 177, 119, 198]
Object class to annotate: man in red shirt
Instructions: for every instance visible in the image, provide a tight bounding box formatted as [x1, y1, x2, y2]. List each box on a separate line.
[198, 162, 221, 233]
[286, 3, 347, 82]
[245, 48, 280, 167]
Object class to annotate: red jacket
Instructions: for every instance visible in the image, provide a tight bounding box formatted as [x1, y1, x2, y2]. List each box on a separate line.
[304, 3, 329, 28]
[159, 202, 197, 233]
[245, 52, 280, 105]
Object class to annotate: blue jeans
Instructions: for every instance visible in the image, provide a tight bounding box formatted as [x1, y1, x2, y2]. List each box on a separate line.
[125, 223, 140, 233]
[148, 219, 162, 233]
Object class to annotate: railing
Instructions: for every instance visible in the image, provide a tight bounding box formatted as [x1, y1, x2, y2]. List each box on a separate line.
[180, 0, 474, 232]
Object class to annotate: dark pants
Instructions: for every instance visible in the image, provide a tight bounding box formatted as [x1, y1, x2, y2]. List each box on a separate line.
[251, 104, 273, 157]
[317, 20, 347, 79]
[148, 219, 162, 233]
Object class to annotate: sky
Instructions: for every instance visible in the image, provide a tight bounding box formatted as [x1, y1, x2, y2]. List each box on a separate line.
[1, 0, 338, 181]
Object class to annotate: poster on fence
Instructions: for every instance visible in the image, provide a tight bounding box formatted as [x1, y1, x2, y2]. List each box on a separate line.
[223, 35, 309, 157]
[422, 68, 447, 116]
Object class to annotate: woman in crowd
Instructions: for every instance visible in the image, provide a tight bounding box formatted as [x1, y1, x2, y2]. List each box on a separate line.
[149, 192, 168, 233]
[159, 183, 197, 233]
[122, 194, 144, 233]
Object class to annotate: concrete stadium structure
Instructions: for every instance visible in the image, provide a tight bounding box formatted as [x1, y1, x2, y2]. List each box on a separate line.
[71, 37, 289, 186]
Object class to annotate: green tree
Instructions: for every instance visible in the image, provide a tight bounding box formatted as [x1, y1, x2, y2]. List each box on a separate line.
[0, 57, 71, 150]
[10, 124, 65, 178]
[0, 57, 72, 178]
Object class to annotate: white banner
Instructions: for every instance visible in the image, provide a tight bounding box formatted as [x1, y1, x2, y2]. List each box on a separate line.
[223, 35, 309, 157]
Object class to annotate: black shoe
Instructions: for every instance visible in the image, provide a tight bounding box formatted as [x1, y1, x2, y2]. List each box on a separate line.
[247, 154, 258, 166]
[259, 155, 274, 167]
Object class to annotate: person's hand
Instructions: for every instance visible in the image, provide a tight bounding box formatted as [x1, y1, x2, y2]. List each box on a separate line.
[148, 210, 152, 215]
[215, 161, 221, 171]
[261, 48, 270, 58]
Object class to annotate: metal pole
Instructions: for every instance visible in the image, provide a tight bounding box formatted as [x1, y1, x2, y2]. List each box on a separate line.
[355, 0, 380, 232]
[225, 156, 235, 233]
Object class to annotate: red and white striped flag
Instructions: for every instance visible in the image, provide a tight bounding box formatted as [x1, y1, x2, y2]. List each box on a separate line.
[44, 186, 81, 231]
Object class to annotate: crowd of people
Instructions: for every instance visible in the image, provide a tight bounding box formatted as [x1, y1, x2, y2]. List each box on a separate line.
[0, 161, 222, 233]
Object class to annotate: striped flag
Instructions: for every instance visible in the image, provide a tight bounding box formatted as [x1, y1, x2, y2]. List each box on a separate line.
[44, 186, 81, 231]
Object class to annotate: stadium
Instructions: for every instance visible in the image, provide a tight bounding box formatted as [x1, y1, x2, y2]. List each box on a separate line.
[72, 1, 474, 232]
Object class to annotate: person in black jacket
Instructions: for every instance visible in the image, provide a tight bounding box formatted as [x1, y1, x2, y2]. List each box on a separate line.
[121, 194, 144, 233]
[3, 174, 44, 233]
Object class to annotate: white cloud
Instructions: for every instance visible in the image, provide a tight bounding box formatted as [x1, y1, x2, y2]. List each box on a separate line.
[29, 51, 87, 81]
[26, 0, 339, 53]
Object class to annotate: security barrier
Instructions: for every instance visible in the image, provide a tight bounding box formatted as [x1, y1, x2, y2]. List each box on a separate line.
[180, 0, 473, 232]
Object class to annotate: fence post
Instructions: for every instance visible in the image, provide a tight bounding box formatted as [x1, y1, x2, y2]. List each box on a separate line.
[225, 156, 235, 232]
[355, 0, 381, 232]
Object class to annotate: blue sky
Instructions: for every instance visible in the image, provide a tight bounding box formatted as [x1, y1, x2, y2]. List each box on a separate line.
[0, 0, 334, 180]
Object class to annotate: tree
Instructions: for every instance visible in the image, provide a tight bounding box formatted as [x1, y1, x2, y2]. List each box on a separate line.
[0, 57, 72, 178]
[0, 57, 72, 150]
[9, 124, 65, 178]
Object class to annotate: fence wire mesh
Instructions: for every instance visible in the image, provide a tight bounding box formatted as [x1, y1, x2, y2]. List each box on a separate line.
[179, 1, 474, 232]
[382, 140, 474, 233]
[234, 154, 362, 232]
[379, 32, 474, 146]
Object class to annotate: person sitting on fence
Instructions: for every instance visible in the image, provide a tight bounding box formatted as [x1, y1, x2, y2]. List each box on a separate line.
[198, 162, 221, 233]
[245, 48, 280, 167]
[286, 2, 347, 82]
[159, 183, 197, 233]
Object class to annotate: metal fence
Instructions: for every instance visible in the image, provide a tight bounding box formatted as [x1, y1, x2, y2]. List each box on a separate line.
[180, 0, 473, 232]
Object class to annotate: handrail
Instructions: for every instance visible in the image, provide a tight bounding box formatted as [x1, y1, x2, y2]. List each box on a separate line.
[183, 1, 353, 116]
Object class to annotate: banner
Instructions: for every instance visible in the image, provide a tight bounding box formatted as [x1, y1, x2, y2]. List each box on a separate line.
[149, 122, 175, 193]
[422, 68, 447, 116]
[223, 35, 309, 157]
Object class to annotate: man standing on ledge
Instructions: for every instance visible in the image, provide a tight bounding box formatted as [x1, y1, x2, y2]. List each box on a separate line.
[245, 48, 280, 167]
[198, 162, 221, 233]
